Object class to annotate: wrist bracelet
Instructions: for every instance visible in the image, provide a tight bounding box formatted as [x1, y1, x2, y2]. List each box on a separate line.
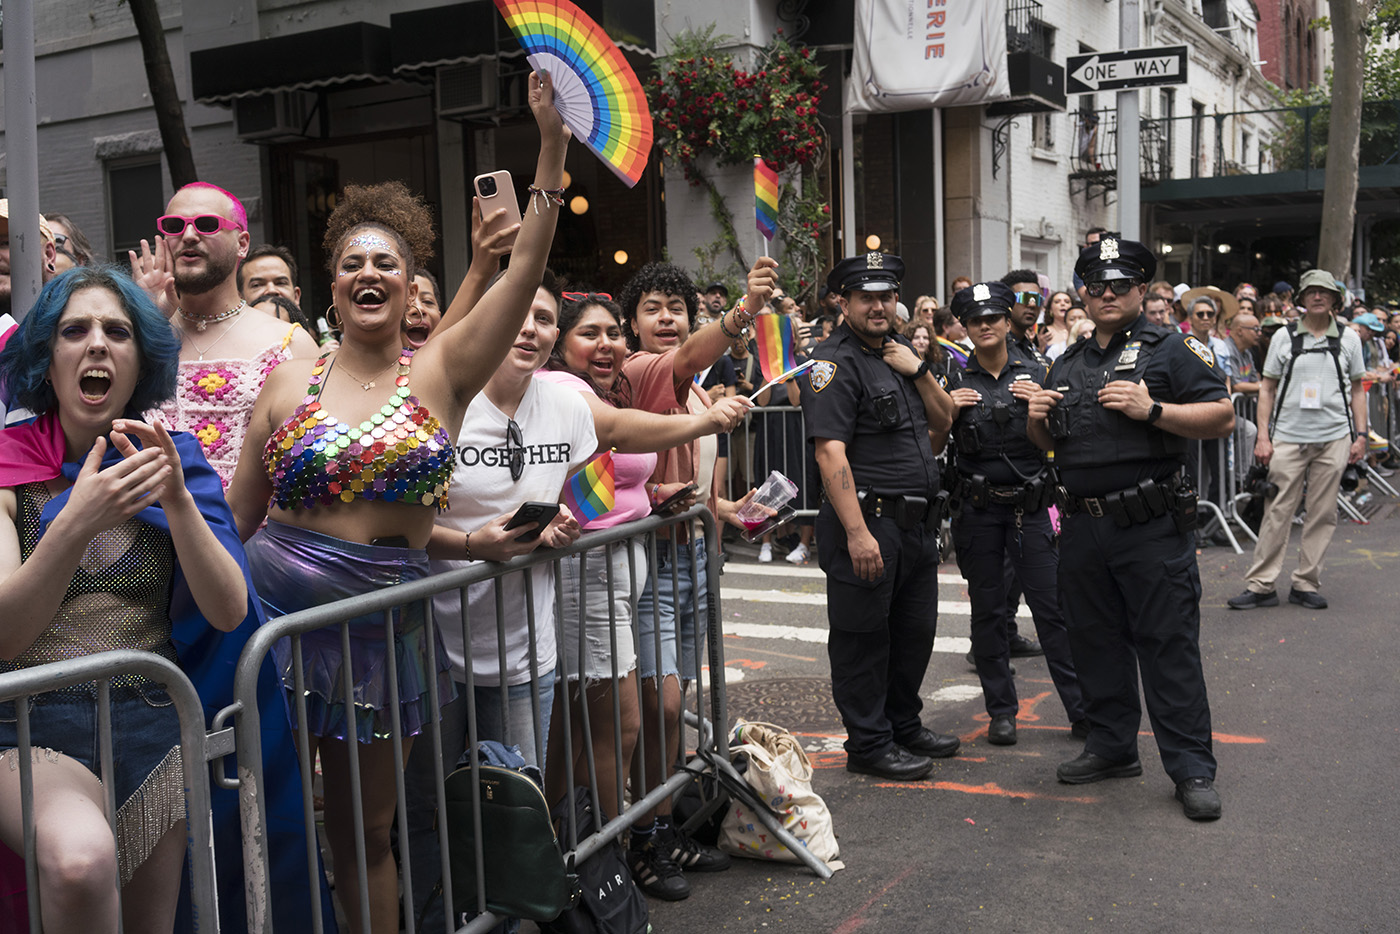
[464, 530, 473, 561]
[526, 185, 566, 213]
[650, 483, 662, 503]
[718, 310, 744, 339]
[733, 298, 754, 327]
[910, 359, 930, 381]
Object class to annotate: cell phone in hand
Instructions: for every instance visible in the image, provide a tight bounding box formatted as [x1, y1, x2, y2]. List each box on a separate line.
[474, 170, 524, 242]
[503, 501, 561, 542]
[652, 483, 700, 515]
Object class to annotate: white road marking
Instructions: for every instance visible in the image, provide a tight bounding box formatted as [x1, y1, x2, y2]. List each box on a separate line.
[725, 563, 967, 588]
[723, 588, 1029, 618]
[724, 621, 971, 655]
[927, 684, 984, 703]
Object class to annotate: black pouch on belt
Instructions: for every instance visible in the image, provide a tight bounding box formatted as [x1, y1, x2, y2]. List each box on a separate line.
[896, 495, 928, 530]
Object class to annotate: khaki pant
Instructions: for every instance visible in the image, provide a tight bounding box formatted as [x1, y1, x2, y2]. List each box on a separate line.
[1245, 436, 1350, 594]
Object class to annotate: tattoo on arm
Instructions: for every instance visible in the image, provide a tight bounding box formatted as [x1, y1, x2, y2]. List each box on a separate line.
[837, 466, 851, 490]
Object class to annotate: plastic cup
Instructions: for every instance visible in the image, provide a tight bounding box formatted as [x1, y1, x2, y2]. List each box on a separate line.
[735, 471, 799, 541]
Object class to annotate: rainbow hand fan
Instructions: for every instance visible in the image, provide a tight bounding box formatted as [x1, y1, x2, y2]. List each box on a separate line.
[494, 0, 654, 187]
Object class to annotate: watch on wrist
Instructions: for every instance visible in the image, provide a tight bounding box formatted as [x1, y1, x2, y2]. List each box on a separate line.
[1146, 401, 1163, 424]
[910, 359, 931, 381]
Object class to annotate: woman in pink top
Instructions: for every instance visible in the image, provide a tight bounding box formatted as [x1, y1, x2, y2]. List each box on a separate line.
[538, 293, 749, 819]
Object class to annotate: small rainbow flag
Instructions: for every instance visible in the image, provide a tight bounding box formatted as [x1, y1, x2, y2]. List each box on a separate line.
[753, 314, 799, 386]
[754, 156, 779, 242]
[562, 449, 616, 523]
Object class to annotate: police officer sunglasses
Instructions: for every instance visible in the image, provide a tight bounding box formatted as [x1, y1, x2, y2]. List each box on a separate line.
[1013, 291, 1043, 308]
[1084, 279, 1141, 298]
[156, 213, 243, 237]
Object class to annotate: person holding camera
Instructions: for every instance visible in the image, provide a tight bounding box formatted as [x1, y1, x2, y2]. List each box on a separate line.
[799, 252, 961, 782]
[1027, 237, 1235, 821]
[943, 283, 1084, 747]
[1228, 270, 1367, 612]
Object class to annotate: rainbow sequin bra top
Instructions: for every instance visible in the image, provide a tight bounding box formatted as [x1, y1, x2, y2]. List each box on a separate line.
[265, 348, 455, 510]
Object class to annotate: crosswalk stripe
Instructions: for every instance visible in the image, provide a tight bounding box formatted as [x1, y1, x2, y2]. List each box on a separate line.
[724, 621, 972, 654]
[723, 587, 1029, 618]
[724, 563, 966, 588]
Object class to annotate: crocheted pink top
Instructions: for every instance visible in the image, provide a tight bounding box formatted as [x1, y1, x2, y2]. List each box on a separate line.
[153, 325, 302, 488]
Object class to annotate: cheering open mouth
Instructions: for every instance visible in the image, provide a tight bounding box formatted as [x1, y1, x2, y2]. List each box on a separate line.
[353, 286, 387, 309]
[79, 368, 113, 403]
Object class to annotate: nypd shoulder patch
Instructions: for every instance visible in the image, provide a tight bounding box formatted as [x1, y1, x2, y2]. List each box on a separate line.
[809, 360, 837, 392]
[1183, 335, 1215, 367]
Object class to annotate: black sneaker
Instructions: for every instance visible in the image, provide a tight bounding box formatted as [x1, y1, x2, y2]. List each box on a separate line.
[658, 823, 731, 872]
[628, 839, 691, 900]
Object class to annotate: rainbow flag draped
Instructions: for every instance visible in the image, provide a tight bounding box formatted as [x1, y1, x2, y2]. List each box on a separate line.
[935, 336, 970, 369]
[753, 314, 799, 385]
[754, 156, 779, 242]
[562, 449, 616, 523]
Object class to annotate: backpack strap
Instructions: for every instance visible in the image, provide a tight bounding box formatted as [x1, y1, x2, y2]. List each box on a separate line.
[1270, 321, 1356, 442]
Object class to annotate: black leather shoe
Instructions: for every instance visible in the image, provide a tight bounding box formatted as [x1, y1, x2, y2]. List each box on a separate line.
[1070, 720, 1090, 740]
[1227, 589, 1279, 610]
[898, 727, 961, 759]
[1008, 633, 1044, 657]
[846, 746, 934, 781]
[987, 716, 1017, 746]
[1056, 750, 1143, 784]
[1288, 588, 1328, 609]
[1175, 777, 1222, 820]
[965, 651, 1016, 675]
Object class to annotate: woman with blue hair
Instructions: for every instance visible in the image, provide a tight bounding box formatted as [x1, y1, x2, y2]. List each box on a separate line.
[0, 265, 256, 931]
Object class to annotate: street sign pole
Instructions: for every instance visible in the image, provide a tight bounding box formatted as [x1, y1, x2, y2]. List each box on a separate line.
[3, 0, 43, 322]
[1119, 0, 1141, 242]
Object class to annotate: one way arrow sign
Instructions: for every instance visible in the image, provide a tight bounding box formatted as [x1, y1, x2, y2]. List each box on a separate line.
[1065, 46, 1189, 94]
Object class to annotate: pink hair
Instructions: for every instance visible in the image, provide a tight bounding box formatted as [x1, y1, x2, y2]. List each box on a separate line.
[176, 181, 247, 230]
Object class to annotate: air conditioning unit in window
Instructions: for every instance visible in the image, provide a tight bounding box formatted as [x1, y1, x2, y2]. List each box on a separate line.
[438, 61, 498, 118]
[234, 91, 313, 141]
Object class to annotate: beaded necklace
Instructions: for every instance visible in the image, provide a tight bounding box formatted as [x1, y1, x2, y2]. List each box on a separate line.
[264, 347, 454, 510]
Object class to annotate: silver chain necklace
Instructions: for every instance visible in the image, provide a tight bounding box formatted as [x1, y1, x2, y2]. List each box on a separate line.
[178, 300, 246, 332]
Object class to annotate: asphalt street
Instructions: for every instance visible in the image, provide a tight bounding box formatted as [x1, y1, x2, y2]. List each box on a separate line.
[646, 508, 1400, 933]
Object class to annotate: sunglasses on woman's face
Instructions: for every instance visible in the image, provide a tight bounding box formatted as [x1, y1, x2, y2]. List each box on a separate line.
[1084, 279, 1140, 298]
[156, 214, 243, 237]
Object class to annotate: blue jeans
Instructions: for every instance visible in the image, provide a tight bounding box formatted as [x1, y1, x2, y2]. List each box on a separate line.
[403, 676, 554, 932]
[635, 536, 708, 681]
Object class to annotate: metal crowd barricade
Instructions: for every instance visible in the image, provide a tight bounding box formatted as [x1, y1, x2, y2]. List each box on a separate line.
[0, 651, 220, 933]
[725, 404, 820, 515]
[229, 505, 829, 934]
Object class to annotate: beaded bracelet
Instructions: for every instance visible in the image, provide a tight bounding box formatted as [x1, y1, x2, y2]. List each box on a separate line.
[718, 309, 745, 339]
[526, 185, 566, 213]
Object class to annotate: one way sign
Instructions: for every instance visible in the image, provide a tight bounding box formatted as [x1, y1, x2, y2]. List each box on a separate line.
[1065, 46, 1189, 94]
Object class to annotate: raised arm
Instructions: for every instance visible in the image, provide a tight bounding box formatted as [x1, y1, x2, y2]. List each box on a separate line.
[583, 392, 751, 453]
[424, 70, 569, 408]
[673, 258, 777, 385]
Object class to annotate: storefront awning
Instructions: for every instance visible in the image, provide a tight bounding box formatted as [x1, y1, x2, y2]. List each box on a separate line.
[190, 22, 394, 104]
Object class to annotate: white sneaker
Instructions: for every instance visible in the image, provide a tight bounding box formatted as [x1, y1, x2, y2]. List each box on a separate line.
[758, 543, 773, 562]
[785, 542, 809, 564]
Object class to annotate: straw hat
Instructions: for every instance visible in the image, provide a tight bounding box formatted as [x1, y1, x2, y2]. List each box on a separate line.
[1180, 285, 1238, 322]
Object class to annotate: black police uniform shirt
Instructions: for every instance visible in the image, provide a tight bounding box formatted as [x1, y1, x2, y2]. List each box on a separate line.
[1010, 330, 1049, 369]
[948, 348, 1049, 486]
[799, 322, 940, 498]
[1048, 311, 1227, 496]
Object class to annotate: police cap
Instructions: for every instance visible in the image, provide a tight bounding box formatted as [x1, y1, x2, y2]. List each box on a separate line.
[827, 252, 905, 295]
[1074, 236, 1157, 284]
[951, 282, 1016, 322]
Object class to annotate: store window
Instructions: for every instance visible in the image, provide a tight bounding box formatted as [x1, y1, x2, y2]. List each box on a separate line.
[107, 159, 165, 258]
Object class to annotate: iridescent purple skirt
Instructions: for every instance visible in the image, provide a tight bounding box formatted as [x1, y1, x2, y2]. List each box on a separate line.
[245, 520, 456, 743]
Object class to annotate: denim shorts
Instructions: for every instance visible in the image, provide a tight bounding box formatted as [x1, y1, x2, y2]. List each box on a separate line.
[0, 682, 181, 812]
[557, 538, 644, 683]
[636, 536, 708, 681]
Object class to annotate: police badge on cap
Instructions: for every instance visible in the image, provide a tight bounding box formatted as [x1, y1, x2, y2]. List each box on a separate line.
[1074, 237, 1157, 284]
[826, 252, 905, 295]
[951, 281, 1016, 321]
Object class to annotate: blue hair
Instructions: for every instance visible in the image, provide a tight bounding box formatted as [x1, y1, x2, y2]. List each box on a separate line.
[0, 265, 180, 417]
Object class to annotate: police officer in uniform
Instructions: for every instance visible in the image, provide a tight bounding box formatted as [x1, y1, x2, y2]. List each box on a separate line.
[800, 253, 961, 782]
[1027, 237, 1234, 821]
[944, 283, 1085, 746]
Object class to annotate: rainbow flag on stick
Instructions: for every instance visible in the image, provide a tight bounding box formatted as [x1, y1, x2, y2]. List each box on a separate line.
[562, 449, 616, 523]
[754, 156, 779, 243]
[753, 313, 799, 386]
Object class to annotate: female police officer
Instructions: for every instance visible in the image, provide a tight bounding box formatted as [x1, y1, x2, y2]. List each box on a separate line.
[943, 283, 1085, 747]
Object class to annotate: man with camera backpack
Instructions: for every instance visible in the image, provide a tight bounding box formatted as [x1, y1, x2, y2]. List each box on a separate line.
[1228, 270, 1367, 612]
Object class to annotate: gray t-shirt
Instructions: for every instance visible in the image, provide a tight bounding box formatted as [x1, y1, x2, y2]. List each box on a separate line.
[1261, 320, 1363, 444]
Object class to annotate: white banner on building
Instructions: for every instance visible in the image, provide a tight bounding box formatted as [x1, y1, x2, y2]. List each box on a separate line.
[847, 0, 1010, 113]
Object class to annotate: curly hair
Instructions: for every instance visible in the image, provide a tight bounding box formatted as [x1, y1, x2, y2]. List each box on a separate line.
[321, 181, 435, 278]
[618, 262, 699, 352]
[544, 294, 633, 408]
[0, 266, 179, 417]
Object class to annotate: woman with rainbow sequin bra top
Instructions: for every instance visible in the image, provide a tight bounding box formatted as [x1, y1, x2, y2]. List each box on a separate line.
[226, 71, 569, 934]
[0, 266, 256, 931]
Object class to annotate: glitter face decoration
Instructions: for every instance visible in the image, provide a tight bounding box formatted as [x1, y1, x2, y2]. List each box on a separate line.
[338, 232, 404, 276]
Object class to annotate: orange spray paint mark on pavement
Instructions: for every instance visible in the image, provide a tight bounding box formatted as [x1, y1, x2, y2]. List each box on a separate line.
[832, 865, 917, 934]
[874, 779, 1102, 804]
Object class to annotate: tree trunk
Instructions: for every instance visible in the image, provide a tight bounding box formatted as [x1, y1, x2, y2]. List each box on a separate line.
[1318, 0, 1374, 280]
[127, 0, 199, 189]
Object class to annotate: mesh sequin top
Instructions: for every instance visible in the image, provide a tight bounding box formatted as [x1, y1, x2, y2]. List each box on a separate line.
[3, 483, 178, 677]
[264, 347, 454, 510]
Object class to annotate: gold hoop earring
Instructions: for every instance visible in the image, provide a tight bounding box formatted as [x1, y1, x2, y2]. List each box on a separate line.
[326, 303, 342, 331]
